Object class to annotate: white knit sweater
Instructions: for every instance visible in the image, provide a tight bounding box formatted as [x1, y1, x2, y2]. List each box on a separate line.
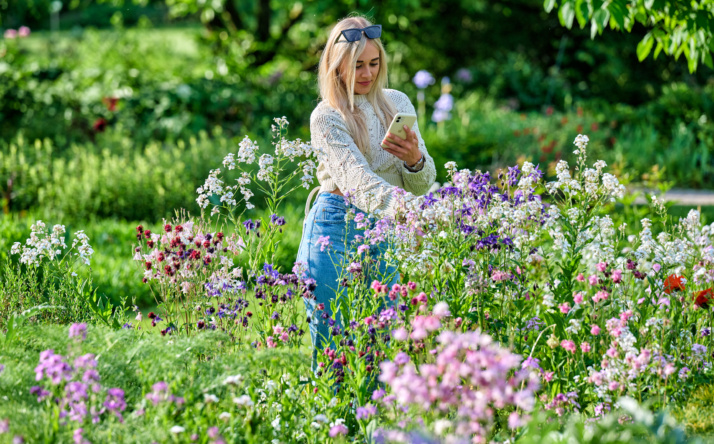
[309, 89, 437, 218]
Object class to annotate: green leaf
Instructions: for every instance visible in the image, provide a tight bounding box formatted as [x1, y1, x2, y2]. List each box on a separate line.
[591, 8, 609, 37]
[544, 0, 557, 13]
[637, 33, 654, 61]
[575, 0, 590, 28]
[608, 0, 628, 29]
[653, 40, 664, 59]
[558, 1, 576, 28]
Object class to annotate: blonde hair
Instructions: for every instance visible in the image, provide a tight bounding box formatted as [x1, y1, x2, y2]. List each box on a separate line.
[317, 16, 396, 155]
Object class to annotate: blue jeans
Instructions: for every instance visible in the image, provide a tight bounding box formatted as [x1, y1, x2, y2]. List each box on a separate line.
[297, 192, 398, 368]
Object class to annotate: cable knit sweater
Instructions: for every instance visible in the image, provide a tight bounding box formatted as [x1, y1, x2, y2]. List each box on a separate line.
[309, 89, 437, 218]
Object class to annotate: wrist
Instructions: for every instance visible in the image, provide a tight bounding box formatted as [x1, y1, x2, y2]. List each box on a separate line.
[407, 154, 423, 168]
[404, 153, 425, 172]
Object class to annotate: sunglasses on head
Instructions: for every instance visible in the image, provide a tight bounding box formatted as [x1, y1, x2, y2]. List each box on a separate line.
[337, 24, 382, 43]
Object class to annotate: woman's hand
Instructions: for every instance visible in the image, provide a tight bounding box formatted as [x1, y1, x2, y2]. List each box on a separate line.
[382, 125, 421, 167]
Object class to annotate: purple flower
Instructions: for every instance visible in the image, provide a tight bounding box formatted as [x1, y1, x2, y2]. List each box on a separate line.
[0, 364, 4, 375]
[0, 418, 8, 434]
[316, 235, 331, 252]
[521, 356, 542, 372]
[104, 388, 127, 420]
[394, 352, 410, 365]
[356, 404, 377, 420]
[456, 68, 472, 82]
[372, 388, 386, 400]
[29, 386, 50, 402]
[69, 323, 87, 341]
[412, 70, 435, 89]
[434, 93, 453, 112]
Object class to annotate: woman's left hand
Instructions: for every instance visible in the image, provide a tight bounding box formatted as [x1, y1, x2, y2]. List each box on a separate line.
[382, 125, 421, 167]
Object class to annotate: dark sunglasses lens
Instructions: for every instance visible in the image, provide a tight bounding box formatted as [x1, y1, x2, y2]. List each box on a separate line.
[363, 26, 381, 39]
[343, 29, 362, 42]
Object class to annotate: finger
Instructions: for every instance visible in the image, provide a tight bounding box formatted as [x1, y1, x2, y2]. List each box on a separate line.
[386, 131, 406, 145]
[383, 143, 406, 156]
[382, 138, 406, 152]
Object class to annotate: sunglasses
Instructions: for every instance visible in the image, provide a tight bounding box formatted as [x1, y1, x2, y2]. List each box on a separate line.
[337, 25, 382, 43]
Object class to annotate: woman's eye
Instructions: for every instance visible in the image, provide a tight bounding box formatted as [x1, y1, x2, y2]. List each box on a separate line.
[370, 63, 379, 67]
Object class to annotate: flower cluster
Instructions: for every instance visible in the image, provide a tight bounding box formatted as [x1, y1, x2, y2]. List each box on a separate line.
[379, 330, 537, 441]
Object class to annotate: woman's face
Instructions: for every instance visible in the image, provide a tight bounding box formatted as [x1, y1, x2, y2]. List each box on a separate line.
[342, 39, 380, 95]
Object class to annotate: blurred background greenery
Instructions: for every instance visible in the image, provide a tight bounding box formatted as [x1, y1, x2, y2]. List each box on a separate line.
[1, 0, 713, 307]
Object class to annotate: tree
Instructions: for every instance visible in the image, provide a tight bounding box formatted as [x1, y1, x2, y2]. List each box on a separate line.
[546, 0, 714, 72]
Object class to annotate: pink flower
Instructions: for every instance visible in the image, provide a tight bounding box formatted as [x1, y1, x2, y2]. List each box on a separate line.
[580, 342, 591, 353]
[606, 347, 618, 358]
[573, 292, 584, 304]
[4, 29, 17, 39]
[612, 269, 622, 283]
[560, 340, 576, 354]
[543, 371, 554, 382]
[329, 424, 348, 437]
[272, 325, 284, 335]
[653, 263, 661, 272]
[357, 244, 370, 254]
[280, 332, 289, 342]
[432, 302, 451, 318]
[392, 327, 408, 341]
[407, 281, 417, 291]
[588, 275, 599, 286]
[18, 26, 30, 37]
[492, 270, 509, 281]
[363, 316, 374, 325]
[608, 381, 619, 391]
[558, 303, 571, 314]
[591, 325, 601, 335]
[370, 280, 382, 292]
[576, 273, 585, 282]
[266, 336, 277, 348]
[592, 290, 609, 303]
[596, 262, 607, 272]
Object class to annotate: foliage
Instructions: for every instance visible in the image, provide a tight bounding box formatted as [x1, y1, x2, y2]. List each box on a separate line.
[546, 0, 714, 72]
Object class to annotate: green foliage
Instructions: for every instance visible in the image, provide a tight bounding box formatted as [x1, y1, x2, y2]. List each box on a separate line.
[547, 0, 714, 72]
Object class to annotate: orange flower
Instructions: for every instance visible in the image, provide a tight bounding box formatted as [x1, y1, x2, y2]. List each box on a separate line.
[663, 274, 685, 294]
[694, 288, 713, 309]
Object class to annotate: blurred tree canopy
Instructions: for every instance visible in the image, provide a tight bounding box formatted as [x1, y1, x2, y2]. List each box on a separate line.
[548, 0, 714, 72]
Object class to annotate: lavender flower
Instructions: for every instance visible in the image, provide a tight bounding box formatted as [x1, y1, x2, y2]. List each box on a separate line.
[412, 70, 435, 89]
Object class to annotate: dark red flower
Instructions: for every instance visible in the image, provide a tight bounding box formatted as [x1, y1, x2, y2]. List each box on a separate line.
[157, 252, 165, 262]
[694, 289, 713, 309]
[148, 312, 156, 319]
[136, 225, 144, 234]
[102, 97, 119, 112]
[93, 118, 107, 132]
[144, 261, 152, 270]
[144, 230, 152, 239]
[174, 225, 183, 232]
[664, 274, 685, 294]
[164, 224, 172, 233]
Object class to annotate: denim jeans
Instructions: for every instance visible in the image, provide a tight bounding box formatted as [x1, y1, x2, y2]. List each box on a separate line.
[297, 192, 398, 369]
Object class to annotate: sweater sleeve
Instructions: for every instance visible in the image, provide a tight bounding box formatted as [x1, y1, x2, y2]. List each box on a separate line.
[311, 108, 401, 218]
[389, 91, 437, 195]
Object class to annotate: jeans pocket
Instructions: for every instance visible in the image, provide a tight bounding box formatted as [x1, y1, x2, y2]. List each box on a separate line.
[314, 205, 347, 225]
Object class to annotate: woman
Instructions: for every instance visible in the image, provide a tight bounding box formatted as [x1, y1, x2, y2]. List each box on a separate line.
[297, 16, 436, 365]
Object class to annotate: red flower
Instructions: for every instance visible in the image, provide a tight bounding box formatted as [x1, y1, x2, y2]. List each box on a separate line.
[164, 224, 172, 233]
[102, 97, 119, 112]
[93, 118, 107, 132]
[694, 289, 713, 309]
[664, 274, 685, 294]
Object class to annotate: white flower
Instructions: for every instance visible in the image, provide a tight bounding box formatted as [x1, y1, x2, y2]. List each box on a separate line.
[219, 412, 231, 421]
[223, 374, 243, 386]
[271, 415, 281, 431]
[170, 426, 185, 434]
[204, 394, 219, 404]
[233, 395, 254, 407]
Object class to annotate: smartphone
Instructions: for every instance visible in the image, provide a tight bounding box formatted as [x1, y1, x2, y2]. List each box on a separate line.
[381, 112, 417, 149]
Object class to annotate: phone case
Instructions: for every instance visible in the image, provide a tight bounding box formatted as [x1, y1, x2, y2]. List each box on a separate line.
[381, 113, 417, 148]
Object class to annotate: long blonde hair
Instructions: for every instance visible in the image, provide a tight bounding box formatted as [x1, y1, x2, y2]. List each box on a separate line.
[317, 16, 396, 155]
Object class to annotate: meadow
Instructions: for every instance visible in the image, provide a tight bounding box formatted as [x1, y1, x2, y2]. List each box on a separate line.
[2, 6, 714, 442]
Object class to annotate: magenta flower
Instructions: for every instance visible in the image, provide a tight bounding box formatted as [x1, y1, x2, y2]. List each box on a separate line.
[18, 26, 30, 37]
[573, 292, 584, 304]
[591, 324, 601, 335]
[69, 323, 87, 341]
[3, 29, 17, 39]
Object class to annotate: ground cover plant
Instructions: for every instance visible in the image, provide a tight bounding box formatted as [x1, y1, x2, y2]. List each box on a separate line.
[2, 119, 714, 442]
